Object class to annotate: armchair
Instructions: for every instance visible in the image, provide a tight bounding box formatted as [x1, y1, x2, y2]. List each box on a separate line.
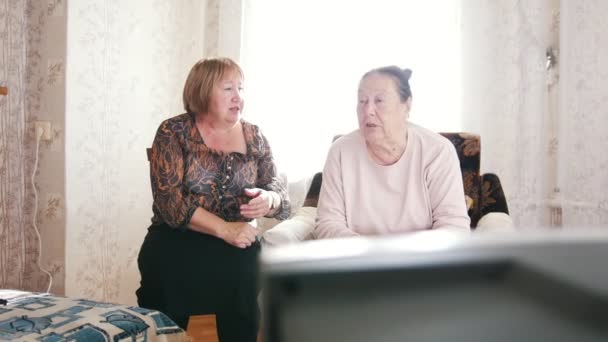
[262, 132, 509, 244]
[439, 132, 509, 228]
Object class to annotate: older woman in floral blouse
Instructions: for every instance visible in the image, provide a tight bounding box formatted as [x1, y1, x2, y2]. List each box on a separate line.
[136, 57, 290, 342]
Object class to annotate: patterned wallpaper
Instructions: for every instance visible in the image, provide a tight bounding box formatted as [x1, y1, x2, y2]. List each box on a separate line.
[461, 0, 561, 228]
[559, 0, 608, 227]
[462, 0, 608, 229]
[0, 0, 66, 294]
[65, 0, 207, 304]
[2, 0, 216, 304]
[205, 0, 219, 57]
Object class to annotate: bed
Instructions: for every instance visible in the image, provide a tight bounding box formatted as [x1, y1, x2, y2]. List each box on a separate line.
[0, 290, 187, 341]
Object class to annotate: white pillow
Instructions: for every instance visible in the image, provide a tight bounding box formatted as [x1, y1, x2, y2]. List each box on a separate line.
[285, 175, 312, 212]
[257, 174, 313, 232]
[475, 212, 515, 233]
[261, 207, 316, 246]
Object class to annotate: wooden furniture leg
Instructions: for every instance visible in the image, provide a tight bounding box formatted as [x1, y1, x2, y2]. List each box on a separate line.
[186, 315, 219, 342]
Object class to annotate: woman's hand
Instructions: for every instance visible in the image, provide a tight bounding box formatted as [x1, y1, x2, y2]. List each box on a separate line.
[220, 221, 259, 248]
[240, 188, 276, 219]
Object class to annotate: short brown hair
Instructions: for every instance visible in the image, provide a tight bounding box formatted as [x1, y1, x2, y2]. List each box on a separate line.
[182, 57, 244, 114]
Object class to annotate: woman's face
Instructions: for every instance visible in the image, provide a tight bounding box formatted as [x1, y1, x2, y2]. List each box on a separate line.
[357, 72, 411, 144]
[207, 70, 244, 125]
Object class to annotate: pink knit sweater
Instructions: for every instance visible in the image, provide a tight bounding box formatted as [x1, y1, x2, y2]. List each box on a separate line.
[314, 123, 470, 239]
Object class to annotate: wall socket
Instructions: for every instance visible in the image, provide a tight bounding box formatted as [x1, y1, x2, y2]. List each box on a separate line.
[34, 121, 52, 141]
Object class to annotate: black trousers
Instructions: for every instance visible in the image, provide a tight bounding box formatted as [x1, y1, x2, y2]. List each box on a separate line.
[136, 223, 260, 342]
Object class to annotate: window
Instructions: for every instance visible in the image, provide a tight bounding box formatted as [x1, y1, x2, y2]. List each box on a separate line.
[241, 0, 461, 180]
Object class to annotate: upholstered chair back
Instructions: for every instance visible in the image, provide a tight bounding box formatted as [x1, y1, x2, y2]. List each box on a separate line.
[439, 133, 508, 227]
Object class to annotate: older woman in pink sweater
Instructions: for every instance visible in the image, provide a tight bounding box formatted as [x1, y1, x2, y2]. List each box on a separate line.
[314, 66, 470, 239]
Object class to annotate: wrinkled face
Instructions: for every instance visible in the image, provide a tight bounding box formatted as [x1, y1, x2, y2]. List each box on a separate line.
[208, 70, 244, 124]
[357, 72, 411, 144]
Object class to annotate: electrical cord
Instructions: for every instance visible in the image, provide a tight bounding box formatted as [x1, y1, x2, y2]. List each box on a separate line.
[32, 126, 53, 293]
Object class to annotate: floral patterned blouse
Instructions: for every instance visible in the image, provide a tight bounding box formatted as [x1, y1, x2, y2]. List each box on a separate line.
[149, 112, 290, 230]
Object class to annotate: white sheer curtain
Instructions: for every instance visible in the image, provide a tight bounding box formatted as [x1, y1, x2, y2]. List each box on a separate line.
[241, 0, 462, 180]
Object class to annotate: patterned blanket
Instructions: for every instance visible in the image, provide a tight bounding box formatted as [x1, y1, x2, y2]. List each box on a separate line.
[0, 291, 186, 341]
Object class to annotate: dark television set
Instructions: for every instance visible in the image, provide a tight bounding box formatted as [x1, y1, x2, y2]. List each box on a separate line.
[260, 230, 608, 342]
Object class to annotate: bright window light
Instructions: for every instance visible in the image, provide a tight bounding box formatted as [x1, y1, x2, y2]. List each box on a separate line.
[242, 0, 461, 180]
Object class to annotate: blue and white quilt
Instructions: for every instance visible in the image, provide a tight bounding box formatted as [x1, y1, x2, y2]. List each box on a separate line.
[0, 291, 187, 341]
